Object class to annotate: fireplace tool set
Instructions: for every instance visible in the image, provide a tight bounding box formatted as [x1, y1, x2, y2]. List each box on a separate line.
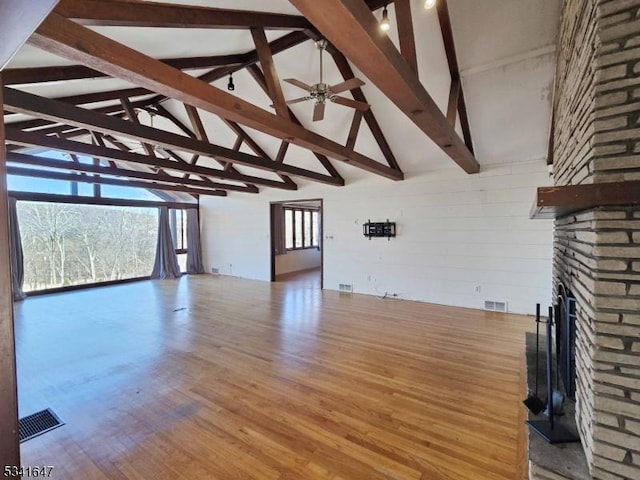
[523, 303, 579, 444]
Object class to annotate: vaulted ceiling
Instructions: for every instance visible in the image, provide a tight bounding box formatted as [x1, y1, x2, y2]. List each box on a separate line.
[2, 0, 561, 200]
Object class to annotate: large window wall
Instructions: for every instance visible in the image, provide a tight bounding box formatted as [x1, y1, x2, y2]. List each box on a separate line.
[18, 202, 159, 292]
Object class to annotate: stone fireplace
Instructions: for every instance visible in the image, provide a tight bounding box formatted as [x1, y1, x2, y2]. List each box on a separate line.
[533, 1, 640, 479]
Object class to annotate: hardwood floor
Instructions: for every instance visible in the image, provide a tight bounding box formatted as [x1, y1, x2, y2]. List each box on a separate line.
[275, 267, 321, 289]
[15, 275, 531, 479]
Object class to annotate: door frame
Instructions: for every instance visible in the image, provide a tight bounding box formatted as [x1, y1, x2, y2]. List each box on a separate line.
[270, 198, 323, 288]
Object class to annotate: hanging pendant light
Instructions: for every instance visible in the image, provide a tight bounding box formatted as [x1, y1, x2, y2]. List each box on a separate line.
[380, 5, 391, 32]
[227, 72, 235, 91]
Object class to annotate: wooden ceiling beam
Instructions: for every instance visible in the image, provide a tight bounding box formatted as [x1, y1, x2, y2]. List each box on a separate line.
[251, 27, 289, 119]
[324, 47, 400, 172]
[5, 128, 295, 190]
[55, 0, 312, 30]
[436, 0, 474, 155]
[246, 64, 344, 181]
[292, 0, 479, 174]
[393, 0, 418, 76]
[346, 110, 364, 151]
[6, 152, 257, 194]
[29, 14, 401, 180]
[148, 105, 197, 139]
[220, 119, 299, 187]
[4, 54, 246, 85]
[5, 101, 145, 131]
[7, 165, 228, 197]
[4, 87, 341, 185]
[275, 141, 289, 164]
[145, 31, 312, 107]
[446, 78, 460, 125]
[120, 97, 156, 157]
[183, 103, 264, 189]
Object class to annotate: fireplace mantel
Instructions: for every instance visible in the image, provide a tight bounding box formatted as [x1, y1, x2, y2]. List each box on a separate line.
[530, 181, 640, 219]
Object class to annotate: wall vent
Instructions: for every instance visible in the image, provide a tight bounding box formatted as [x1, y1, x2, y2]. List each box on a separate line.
[211, 267, 219, 274]
[338, 283, 353, 293]
[484, 300, 507, 313]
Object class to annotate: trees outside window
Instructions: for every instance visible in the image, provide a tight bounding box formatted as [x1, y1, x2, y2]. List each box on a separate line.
[18, 202, 158, 292]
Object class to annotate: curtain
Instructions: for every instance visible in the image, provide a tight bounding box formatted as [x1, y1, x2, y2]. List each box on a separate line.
[186, 208, 205, 274]
[8, 198, 26, 301]
[272, 203, 286, 256]
[150, 207, 181, 279]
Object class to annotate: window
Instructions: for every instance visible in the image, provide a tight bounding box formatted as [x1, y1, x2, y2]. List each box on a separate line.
[17, 201, 158, 292]
[284, 207, 320, 250]
[169, 209, 189, 272]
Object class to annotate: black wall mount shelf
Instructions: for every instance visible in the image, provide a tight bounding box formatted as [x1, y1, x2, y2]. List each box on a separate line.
[363, 219, 396, 240]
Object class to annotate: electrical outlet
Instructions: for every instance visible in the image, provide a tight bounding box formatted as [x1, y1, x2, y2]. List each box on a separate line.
[211, 267, 219, 274]
[475, 285, 482, 294]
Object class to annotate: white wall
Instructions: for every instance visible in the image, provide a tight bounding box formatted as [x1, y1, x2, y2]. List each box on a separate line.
[275, 249, 321, 276]
[200, 160, 553, 315]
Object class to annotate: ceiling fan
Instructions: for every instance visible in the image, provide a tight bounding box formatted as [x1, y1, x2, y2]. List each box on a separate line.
[281, 39, 370, 122]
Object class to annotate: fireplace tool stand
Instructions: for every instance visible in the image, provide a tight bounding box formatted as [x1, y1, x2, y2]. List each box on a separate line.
[526, 306, 579, 444]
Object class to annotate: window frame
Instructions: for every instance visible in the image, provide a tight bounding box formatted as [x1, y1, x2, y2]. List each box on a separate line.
[284, 206, 320, 251]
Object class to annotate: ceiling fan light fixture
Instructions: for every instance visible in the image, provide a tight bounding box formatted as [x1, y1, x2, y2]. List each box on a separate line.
[380, 6, 391, 32]
[424, 0, 437, 9]
[227, 73, 235, 91]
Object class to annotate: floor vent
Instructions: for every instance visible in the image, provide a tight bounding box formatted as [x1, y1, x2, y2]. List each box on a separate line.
[484, 300, 507, 313]
[338, 283, 353, 293]
[19, 408, 64, 443]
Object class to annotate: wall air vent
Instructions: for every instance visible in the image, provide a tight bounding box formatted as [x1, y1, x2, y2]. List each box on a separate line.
[338, 283, 353, 293]
[484, 300, 507, 313]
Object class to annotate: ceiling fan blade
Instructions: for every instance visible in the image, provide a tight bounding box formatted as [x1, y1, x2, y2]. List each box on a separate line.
[284, 78, 314, 92]
[329, 77, 365, 94]
[313, 102, 325, 122]
[284, 96, 311, 105]
[331, 96, 370, 111]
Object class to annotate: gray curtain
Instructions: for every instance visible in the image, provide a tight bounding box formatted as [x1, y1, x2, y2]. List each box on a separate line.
[150, 207, 181, 279]
[186, 208, 205, 274]
[272, 203, 286, 256]
[8, 198, 26, 301]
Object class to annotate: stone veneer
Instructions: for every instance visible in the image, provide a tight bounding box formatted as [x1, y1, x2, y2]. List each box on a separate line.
[540, 1, 640, 479]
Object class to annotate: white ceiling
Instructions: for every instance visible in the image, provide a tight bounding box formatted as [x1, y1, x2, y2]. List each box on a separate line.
[6, 0, 562, 190]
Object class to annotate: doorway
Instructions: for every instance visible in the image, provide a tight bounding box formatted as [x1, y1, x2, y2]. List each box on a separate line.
[270, 199, 323, 289]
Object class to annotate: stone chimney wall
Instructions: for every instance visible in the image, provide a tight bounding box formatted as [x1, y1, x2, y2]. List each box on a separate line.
[550, 1, 640, 479]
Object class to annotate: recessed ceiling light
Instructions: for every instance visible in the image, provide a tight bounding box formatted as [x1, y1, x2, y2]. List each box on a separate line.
[425, 0, 437, 9]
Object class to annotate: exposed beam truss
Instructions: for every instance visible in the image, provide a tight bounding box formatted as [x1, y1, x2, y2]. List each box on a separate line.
[246, 64, 344, 181]
[184, 103, 266, 189]
[393, 0, 418, 75]
[4, 128, 295, 191]
[54, 0, 312, 30]
[4, 87, 341, 186]
[436, 0, 474, 154]
[3, 54, 246, 85]
[326, 48, 401, 172]
[6, 164, 227, 197]
[291, 0, 479, 173]
[28, 13, 401, 180]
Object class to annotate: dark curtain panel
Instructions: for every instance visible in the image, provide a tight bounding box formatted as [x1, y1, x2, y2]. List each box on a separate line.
[186, 208, 205, 274]
[272, 203, 286, 256]
[150, 207, 181, 280]
[8, 198, 26, 301]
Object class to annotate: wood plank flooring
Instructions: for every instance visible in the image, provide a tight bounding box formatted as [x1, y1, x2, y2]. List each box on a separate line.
[15, 275, 532, 479]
